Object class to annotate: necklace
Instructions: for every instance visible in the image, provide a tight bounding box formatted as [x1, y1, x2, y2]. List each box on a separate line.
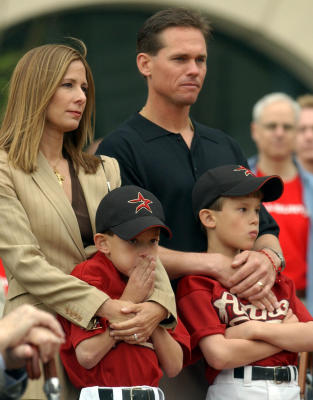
[52, 158, 65, 186]
[54, 169, 65, 185]
[189, 117, 194, 132]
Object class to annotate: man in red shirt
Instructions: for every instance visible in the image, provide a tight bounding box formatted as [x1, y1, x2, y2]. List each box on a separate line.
[248, 93, 309, 298]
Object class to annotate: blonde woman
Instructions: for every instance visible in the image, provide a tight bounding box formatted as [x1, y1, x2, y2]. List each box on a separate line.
[0, 40, 176, 400]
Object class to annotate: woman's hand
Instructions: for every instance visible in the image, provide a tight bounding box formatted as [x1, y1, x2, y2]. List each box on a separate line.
[109, 301, 167, 343]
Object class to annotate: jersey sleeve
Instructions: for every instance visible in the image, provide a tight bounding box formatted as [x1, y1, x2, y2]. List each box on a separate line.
[176, 276, 226, 350]
[69, 318, 107, 348]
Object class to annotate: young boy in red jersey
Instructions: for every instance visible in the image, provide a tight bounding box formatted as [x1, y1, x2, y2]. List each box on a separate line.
[59, 185, 189, 400]
[176, 164, 313, 400]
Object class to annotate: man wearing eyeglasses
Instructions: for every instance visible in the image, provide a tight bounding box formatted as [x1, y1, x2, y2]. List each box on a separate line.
[248, 92, 309, 300]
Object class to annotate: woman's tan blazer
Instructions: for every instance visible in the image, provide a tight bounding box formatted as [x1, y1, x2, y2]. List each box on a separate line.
[0, 149, 176, 399]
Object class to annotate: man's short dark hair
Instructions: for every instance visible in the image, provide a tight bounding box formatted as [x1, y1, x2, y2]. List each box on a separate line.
[136, 8, 211, 55]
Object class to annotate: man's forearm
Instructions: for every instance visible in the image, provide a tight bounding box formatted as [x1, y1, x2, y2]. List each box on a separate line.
[158, 246, 231, 280]
[254, 234, 282, 254]
[254, 234, 284, 272]
[158, 234, 282, 280]
[159, 246, 243, 289]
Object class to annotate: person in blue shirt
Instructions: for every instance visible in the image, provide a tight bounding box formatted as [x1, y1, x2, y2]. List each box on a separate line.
[296, 94, 313, 314]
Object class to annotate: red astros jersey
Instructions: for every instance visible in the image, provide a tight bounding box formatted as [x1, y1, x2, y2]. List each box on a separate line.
[176, 273, 312, 384]
[59, 251, 190, 388]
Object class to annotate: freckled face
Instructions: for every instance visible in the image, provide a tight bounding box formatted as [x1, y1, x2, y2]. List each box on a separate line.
[45, 60, 88, 135]
[145, 26, 207, 107]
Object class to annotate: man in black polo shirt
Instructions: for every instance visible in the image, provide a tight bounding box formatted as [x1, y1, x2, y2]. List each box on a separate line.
[97, 8, 283, 306]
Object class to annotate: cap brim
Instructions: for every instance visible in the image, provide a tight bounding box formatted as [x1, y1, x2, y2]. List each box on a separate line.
[111, 216, 172, 240]
[224, 175, 283, 202]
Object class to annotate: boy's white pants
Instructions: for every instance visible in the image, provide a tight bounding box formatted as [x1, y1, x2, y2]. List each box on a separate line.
[206, 366, 300, 400]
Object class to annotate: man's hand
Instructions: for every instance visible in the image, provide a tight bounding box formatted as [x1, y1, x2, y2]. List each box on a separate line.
[121, 255, 155, 303]
[25, 326, 63, 364]
[213, 250, 278, 311]
[249, 292, 278, 312]
[0, 304, 64, 352]
[205, 253, 235, 286]
[227, 250, 278, 310]
[4, 326, 62, 373]
[109, 302, 167, 343]
[3, 344, 35, 370]
[0, 305, 64, 376]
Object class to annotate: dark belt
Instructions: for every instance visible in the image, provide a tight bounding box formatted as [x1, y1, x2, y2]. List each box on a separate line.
[98, 388, 156, 400]
[234, 366, 297, 383]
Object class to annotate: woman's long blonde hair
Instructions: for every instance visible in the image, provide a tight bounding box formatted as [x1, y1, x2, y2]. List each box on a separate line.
[0, 39, 99, 173]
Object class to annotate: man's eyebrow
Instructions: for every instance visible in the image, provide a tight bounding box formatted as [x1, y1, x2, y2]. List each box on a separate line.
[170, 52, 207, 58]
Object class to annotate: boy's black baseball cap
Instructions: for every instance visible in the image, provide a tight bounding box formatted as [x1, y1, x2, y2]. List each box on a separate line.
[192, 164, 284, 217]
[96, 185, 172, 240]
